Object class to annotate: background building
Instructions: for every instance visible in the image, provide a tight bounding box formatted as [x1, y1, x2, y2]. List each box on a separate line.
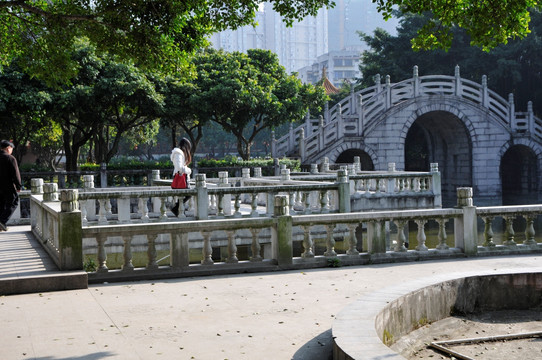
[298, 50, 361, 86]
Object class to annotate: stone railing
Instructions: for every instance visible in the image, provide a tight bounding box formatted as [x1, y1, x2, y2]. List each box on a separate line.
[273, 65, 542, 160]
[29, 181, 542, 281]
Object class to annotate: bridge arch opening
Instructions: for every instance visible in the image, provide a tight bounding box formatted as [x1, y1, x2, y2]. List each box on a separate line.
[336, 149, 375, 170]
[405, 111, 472, 206]
[500, 145, 539, 205]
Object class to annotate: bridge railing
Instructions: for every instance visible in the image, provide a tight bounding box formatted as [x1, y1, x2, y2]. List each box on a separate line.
[28, 184, 542, 282]
[274, 65, 542, 161]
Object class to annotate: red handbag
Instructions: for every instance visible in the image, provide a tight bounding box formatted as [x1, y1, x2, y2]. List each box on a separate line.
[171, 173, 187, 189]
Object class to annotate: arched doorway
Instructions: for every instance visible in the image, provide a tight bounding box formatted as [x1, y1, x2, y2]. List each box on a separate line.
[500, 145, 538, 205]
[405, 111, 472, 207]
[336, 149, 374, 170]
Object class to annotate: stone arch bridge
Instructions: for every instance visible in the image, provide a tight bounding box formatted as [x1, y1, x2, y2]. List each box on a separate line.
[272, 66, 542, 206]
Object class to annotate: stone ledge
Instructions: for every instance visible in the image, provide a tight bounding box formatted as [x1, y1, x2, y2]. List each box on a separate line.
[332, 271, 542, 360]
[0, 271, 88, 296]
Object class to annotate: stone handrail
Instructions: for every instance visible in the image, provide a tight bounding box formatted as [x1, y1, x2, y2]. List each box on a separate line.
[273, 65, 542, 160]
[29, 183, 542, 276]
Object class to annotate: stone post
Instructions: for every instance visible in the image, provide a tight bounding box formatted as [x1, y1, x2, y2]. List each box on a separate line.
[100, 162, 108, 188]
[386, 163, 396, 193]
[218, 171, 231, 215]
[367, 220, 386, 254]
[337, 169, 350, 213]
[151, 170, 160, 186]
[299, 128, 305, 162]
[274, 158, 280, 176]
[310, 164, 319, 174]
[353, 156, 361, 173]
[83, 175, 97, 221]
[43, 183, 59, 202]
[31, 178, 44, 194]
[509, 93, 516, 129]
[431, 163, 442, 208]
[454, 65, 462, 96]
[281, 168, 290, 182]
[320, 157, 330, 173]
[413, 65, 419, 96]
[272, 195, 293, 268]
[253, 167, 262, 178]
[288, 123, 294, 153]
[358, 94, 364, 136]
[482, 75, 489, 108]
[454, 187, 478, 256]
[385, 75, 391, 109]
[318, 115, 325, 153]
[271, 130, 276, 159]
[59, 189, 83, 270]
[196, 174, 209, 220]
[528, 101, 534, 134]
[337, 103, 344, 139]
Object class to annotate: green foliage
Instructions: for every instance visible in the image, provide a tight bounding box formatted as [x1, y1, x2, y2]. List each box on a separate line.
[359, 10, 542, 117]
[327, 258, 342, 267]
[197, 157, 300, 171]
[83, 257, 97, 273]
[0, 0, 334, 85]
[80, 157, 172, 171]
[180, 48, 327, 160]
[373, 0, 539, 52]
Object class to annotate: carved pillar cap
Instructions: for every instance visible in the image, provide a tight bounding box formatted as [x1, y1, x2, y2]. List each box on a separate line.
[43, 183, 59, 202]
[60, 189, 79, 212]
[274, 195, 289, 216]
[31, 178, 44, 194]
[457, 187, 473, 207]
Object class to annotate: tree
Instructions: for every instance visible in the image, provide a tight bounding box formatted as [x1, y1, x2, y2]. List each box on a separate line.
[187, 49, 327, 160]
[1, 0, 334, 84]
[48, 39, 163, 171]
[0, 61, 53, 164]
[359, 10, 542, 116]
[373, 0, 540, 51]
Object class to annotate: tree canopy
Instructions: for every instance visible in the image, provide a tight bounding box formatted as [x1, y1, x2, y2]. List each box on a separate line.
[0, 0, 334, 84]
[2, 0, 540, 84]
[358, 10, 542, 116]
[183, 48, 327, 159]
[374, 0, 540, 51]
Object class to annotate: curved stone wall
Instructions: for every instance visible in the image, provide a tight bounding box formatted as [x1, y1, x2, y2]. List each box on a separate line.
[332, 272, 542, 360]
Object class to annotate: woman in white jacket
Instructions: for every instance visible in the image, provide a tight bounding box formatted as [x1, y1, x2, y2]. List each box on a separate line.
[170, 137, 192, 216]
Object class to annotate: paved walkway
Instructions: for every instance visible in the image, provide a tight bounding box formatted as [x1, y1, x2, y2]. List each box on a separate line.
[0, 225, 541, 360]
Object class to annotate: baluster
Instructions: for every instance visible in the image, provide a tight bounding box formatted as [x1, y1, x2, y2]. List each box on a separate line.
[436, 218, 449, 250]
[324, 224, 337, 256]
[105, 198, 112, 216]
[346, 223, 360, 255]
[122, 235, 134, 271]
[217, 194, 224, 217]
[139, 197, 149, 222]
[504, 215, 516, 246]
[250, 228, 262, 261]
[393, 219, 408, 252]
[301, 225, 314, 258]
[482, 216, 495, 247]
[289, 192, 295, 214]
[303, 191, 311, 214]
[97, 234, 108, 272]
[81, 201, 88, 225]
[375, 178, 381, 193]
[413, 177, 420, 192]
[226, 230, 238, 263]
[234, 194, 242, 217]
[98, 198, 108, 224]
[201, 232, 214, 265]
[147, 234, 158, 269]
[523, 214, 537, 246]
[320, 190, 329, 213]
[415, 219, 428, 251]
[251, 193, 258, 217]
[159, 197, 168, 221]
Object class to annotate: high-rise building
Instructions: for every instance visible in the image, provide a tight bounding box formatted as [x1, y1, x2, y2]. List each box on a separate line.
[328, 0, 399, 52]
[298, 50, 361, 87]
[208, 2, 328, 74]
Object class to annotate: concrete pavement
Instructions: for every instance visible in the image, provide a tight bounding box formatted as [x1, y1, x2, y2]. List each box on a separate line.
[1, 225, 541, 359]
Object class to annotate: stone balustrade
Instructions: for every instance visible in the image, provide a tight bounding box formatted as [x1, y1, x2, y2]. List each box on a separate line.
[28, 179, 542, 283]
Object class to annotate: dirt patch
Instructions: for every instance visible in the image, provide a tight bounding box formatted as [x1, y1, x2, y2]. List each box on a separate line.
[391, 310, 542, 359]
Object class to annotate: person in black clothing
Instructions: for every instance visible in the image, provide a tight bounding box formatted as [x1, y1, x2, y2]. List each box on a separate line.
[0, 140, 22, 231]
